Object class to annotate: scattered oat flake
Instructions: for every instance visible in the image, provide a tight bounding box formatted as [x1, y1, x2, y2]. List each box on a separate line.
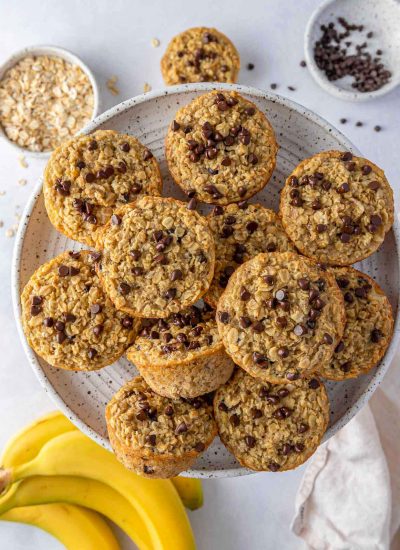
[106, 76, 120, 96]
[151, 38, 160, 48]
[5, 228, 15, 238]
[18, 155, 28, 168]
[143, 82, 152, 93]
[18, 178, 27, 186]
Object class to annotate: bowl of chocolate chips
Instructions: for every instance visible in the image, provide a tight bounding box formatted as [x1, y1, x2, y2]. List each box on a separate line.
[305, 0, 400, 101]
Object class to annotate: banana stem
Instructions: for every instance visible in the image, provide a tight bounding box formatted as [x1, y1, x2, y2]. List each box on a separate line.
[0, 469, 12, 493]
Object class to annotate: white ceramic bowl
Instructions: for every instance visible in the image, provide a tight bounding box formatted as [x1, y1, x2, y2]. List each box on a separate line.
[12, 82, 400, 478]
[305, 0, 400, 101]
[0, 45, 100, 158]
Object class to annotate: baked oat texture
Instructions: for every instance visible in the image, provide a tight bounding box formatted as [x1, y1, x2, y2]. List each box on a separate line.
[98, 196, 215, 318]
[205, 202, 296, 307]
[161, 27, 240, 85]
[126, 305, 234, 398]
[280, 150, 394, 265]
[105, 376, 217, 478]
[165, 90, 278, 205]
[214, 369, 329, 471]
[21, 250, 139, 371]
[216, 251, 346, 383]
[319, 267, 394, 380]
[43, 130, 162, 247]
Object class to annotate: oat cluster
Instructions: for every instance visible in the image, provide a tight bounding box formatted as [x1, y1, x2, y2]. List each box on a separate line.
[0, 55, 94, 152]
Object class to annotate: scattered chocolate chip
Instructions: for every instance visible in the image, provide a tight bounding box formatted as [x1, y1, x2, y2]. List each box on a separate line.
[240, 287, 251, 301]
[88, 348, 97, 359]
[244, 435, 256, 448]
[268, 462, 280, 472]
[118, 282, 131, 295]
[371, 328, 382, 343]
[298, 277, 310, 290]
[90, 303, 102, 315]
[143, 149, 153, 161]
[43, 317, 53, 327]
[239, 316, 252, 329]
[218, 311, 230, 324]
[57, 332, 67, 344]
[252, 321, 264, 333]
[275, 289, 288, 302]
[337, 182, 350, 194]
[58, 265, 70, 277]
[278, 347, 289, 358]
[164, 288, 177, 300]
[175, 422, 188, 435]
[323, 333, 333, 345]
[309, 378, 320, 389]
[294, 324, 307, 336]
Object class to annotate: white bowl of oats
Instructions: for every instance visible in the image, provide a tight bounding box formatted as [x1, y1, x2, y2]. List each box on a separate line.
[0, 45, 99, 157]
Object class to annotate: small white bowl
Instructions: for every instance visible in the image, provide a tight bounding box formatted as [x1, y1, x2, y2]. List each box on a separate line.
[305, 0, 400, 101]
[0, 45, 100, 158]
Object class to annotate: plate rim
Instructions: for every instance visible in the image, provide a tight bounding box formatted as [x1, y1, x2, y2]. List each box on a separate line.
[11, 82, 400, 478]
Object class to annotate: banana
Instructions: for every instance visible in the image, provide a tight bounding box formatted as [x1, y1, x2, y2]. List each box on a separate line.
[1, 411, 75, 467]
[1, 503, 120, 550]
[0, 475, 152, 549]
[2, 409, 203, 512]
[0, 430, 196, 550]
[171, 477, 203, 511]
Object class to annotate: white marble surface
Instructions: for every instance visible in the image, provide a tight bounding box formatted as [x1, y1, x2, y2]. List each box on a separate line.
[0, 0, 399, 548]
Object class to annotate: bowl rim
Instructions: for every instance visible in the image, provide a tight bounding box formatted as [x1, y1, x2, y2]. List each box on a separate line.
[0, 44, 100, 158]
[304, 0, 400, 102]
[11, 81, 400, 477]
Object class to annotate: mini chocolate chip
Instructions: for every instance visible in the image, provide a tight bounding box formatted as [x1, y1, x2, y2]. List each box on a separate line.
[341, 152, 353, 161]
[240, 287, 251, 301]
[88, 348, 97, 359]
[69, 266, 80, 276]
[251, 408, 263, 419]
[298, 278, 310, 290]
[111, 214, 121, 226]
[175, 422, 188, 435]
[244, 435, 256, 448]
[58, 265, 70, 277]
[153, 253, 168, 265]
[275, 289, 288, 302]
[268, 462, 280, 472]
[164, 288, 177, 300]
[171, 120, 180, 132]
[93, 324, 103, 336]
[239, 316, 252, 329]
[253, 352, 269, 366]
[30, 304, 42, 316]
[170, 269, 183, 282]
[213, 205, 224, 216]
[147, 435, 157, 446]
[195, 442, 205, 452]
[187, 197, 197, 210]
[323, 333, 333, 345]
[309, 378, 320, 389]
[362, 165, 372, 175]
[278, 347, 289, 358]
[57, 332, 67, 344]
[344, 291, 354, 303]
[43, 317, 53, 327]
[118, 282, 131, 295]
[88, 140, 98, 151]
[277, 388, 290, 398]
[298, 423, 309, 434]
[276, 316, 287, 328]
[335, 341, 345, 353]
[294, 324, 307, 336]
[252, 321, 264, 333]
[294, 443, 305, 453]
[371, 328, 382, 343]
[312, 199, 322, 210]
[368, 181, 380, 191]
[355, 287, 367, 298]
[136, 410, 147, 421]
[218, 311, 230, 324]
[121, 316, 133, 329]
[247, 153, 258, 165]
[230, 414, 240, 427]
[246, 221, 258, 233]
[143, 149, 153, 161]
[336, 277, 349, 288]
[337, 182, 350, 194]
[370, 214, 382, 227]
[90, 303, 102, 315]
[132, 267, 144, 276]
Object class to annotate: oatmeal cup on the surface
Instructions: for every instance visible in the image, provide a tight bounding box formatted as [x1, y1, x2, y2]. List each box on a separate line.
[214, 369, 329, 472]
[126, 304, 234, 399]
[21, 250, 139, 371]
[161, 27, 240, 85]
[205, 202, 295, 308]
[319, 266, 394, 380]
[216, 251, 345, 384]
[280, 151, 394, 266]
[106, 376, 217, 478]
[165, 90, 278, 205]
[98, 196, 215, 318]
[43, 130, 162, 247]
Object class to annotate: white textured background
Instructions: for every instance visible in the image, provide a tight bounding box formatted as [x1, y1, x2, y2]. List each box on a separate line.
[0, 0, 399, 548]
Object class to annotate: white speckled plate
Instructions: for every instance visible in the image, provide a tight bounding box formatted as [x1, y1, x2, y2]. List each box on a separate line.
[12, 83, 400, 478]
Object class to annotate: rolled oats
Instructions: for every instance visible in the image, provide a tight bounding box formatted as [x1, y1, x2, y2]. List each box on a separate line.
[0, 55, 94, 152]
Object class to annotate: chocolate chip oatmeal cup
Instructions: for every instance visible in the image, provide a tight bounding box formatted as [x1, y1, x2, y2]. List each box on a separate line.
[205, 202, 295, 307]
[165, 90, 278, 205]
[126, 304, 234, 399]
[279, 151, 394, 266]
[216, 251, 345, 384]
[214, 369, 329, 472]
[21, 251, 139, 371]
[318, 267, 393, 380]
[43, 130, 162, 247]
[161, 27, 240, 85]
[98, 196, 215, 318]
[106, 376, 217, 478]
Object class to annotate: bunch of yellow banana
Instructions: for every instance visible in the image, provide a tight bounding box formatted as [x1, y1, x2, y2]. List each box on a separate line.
[0, 411, 203, 549]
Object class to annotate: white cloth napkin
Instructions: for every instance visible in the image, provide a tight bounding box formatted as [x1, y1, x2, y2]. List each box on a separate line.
[291, 348, 400, 550]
